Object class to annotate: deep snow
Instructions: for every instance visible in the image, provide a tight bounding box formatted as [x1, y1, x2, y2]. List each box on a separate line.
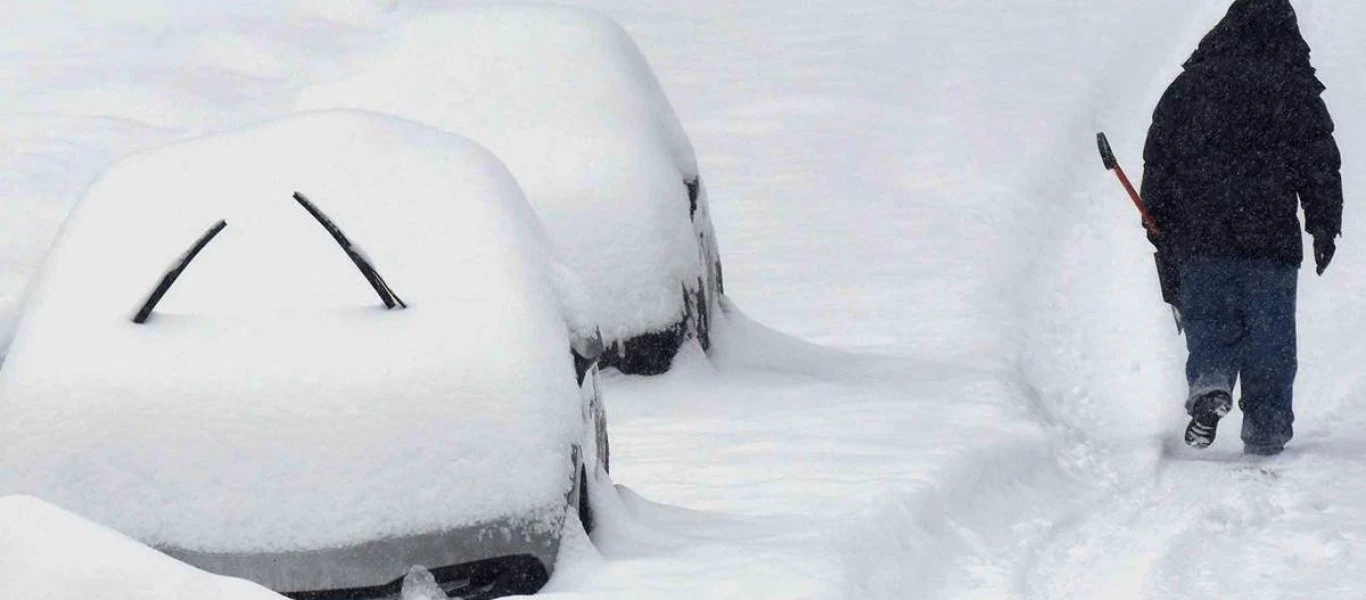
[2, 0, 1366, 598]
[0, 496, 285, 599]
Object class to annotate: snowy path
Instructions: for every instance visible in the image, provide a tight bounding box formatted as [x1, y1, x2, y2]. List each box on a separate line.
[563, 1, 1366, 598]
[543, 318, 1061, 599]
[1007, 2, 1366, 598]
[5, 0, 1366, 598]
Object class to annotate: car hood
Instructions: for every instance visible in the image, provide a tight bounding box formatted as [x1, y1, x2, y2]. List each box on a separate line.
[0, 324, 579, 554]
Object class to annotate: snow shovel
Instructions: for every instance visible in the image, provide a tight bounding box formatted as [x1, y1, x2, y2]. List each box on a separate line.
[1096, 132, 1183, 333]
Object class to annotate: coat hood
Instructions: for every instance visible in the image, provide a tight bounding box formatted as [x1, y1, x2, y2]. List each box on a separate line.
[1184, 0, 1312, 69]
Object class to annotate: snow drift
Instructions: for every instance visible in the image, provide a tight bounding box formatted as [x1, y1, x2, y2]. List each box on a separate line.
[0, 495, 284, 600]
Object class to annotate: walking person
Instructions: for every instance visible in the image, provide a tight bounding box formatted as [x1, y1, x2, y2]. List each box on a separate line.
[1141, 0, 1342, 456]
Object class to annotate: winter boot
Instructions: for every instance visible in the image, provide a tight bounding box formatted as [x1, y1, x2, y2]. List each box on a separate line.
[1184, 390, 1233, 449]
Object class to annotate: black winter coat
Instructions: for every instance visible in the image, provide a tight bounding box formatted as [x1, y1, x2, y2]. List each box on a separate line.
[1142, 0, 1342, 266]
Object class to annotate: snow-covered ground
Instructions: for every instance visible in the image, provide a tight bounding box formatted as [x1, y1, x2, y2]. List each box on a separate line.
[2, 0, 1366, 598]
[0, 496, 285, 599]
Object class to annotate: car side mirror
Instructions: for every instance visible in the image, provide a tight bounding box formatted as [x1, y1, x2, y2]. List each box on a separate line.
[570, 329, 604, 386]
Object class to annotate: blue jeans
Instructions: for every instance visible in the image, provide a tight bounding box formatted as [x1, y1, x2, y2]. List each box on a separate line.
[1180, 257, 1298, 449]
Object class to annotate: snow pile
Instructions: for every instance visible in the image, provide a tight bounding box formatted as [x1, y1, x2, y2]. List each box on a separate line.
[300, 5, 706, 342]
[0, 111, 583, 552]
[0, 495, 284, 600]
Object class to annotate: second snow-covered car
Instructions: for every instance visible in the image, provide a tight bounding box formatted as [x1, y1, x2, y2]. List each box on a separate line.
[301, 5, 724, 374]
[0, 111, 609, 599]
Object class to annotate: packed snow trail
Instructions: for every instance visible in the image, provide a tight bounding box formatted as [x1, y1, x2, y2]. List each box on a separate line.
[1012, 2, 1366, 598]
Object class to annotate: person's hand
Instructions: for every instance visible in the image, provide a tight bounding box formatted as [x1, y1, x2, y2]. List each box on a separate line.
[1314, 233, 1336, 276]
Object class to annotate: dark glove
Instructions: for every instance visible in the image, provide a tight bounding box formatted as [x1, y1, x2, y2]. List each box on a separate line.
[1314, 234, 1336, 276]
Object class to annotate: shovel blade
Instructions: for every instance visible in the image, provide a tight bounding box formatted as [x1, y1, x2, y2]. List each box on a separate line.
[1097, 132, 1119, 171]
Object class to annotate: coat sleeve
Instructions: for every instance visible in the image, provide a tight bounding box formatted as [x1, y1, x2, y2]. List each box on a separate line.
[1295, 95, 1343, 238]
[1141, 85, 1181, 240]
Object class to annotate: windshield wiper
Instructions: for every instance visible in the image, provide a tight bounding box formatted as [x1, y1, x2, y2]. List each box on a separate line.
[292, 192, 406, 310]
[132, 220, 228, 324]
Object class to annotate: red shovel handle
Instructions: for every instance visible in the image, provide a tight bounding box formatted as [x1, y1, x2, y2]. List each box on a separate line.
[1114, 164, 1160, 236]
[1097, 133, 1161, 237]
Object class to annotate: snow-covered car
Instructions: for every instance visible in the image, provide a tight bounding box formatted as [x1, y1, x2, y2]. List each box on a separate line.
[0, 111, 609, 599]
[301, 5, 724, 375]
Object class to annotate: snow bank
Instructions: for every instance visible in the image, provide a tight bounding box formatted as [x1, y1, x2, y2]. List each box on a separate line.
[0, 495, 284, 599]
[0, 111, 583, 552]
[300, 5, 707, 342]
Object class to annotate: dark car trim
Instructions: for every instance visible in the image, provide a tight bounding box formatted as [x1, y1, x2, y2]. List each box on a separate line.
[283, 555, 548, 600]
[160, 509, 562, 595]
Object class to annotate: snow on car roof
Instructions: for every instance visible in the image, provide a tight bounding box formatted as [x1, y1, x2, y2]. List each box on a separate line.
[300, 6, 705, 340]
[0, 495, 285, 600]
[0, 111, 582, 552]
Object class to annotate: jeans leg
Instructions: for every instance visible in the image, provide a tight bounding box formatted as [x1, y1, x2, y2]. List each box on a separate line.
[1180, 258, 1242, 414]
[1238, 262, 1298, 449]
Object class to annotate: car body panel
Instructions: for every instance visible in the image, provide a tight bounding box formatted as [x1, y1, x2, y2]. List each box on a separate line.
[164, 507, 564, 594]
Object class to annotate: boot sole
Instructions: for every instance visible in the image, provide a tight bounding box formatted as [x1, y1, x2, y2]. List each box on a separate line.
[1184, 394, 1232, 449]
